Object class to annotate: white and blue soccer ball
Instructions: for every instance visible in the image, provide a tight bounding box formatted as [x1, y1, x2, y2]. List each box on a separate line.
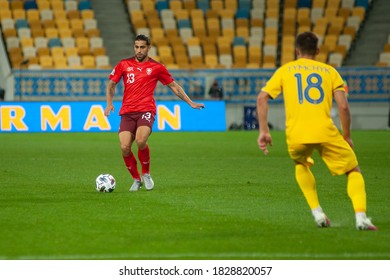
[95, 174, 116, 193]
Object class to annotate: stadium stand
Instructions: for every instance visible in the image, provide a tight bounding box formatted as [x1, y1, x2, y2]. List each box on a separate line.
[1, 0, 109, 69]
[119, 0, 381, 69]
[1, 0, 388, 70]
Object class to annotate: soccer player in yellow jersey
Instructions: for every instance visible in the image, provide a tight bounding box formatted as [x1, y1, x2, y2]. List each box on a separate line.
[256, 32, 377, 230]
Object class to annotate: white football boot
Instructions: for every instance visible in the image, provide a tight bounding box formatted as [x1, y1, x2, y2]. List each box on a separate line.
[129, 179, 142, 192]
[356, 217, 377, 231]
[142, 174, 154, 191]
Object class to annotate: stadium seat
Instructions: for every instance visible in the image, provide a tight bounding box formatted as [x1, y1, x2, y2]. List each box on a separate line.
[13, 9, 27, 20]
[378, 52, 390, 65]
[338, 34, 352, 50]
[233, 36, 246, 46]
[48, 37, 62, 48]
[297, 0, 312, 8]
[61, 37, 75, 48]
[204, 54, 219, 68]
[355, 0, 369, 10]
[37, 47, 50, 57]
[263, 45, 277, 57]
[328, 52, 343, 67]
[64, 0, 78, 12]
[26, 9, 40, 21]
[3, 28, 18, 39]
[341, 0, 355, 9]
[352, 6, 365, 21]
[82, 55, 96, 68]
[21, 37, 34, 48]
[0, 0, 10, 10]
[251, 8, 265, 20]
[1, 18, 15, 30]
[6, 37, 20, 50]
[96, 55, 110, 69]
[39, 55, 54, 69]
[248, 45, 262, 66]
[0, 9, 12, 21]
[10, 1, 23, 10]
[53, 56, 68, 69]
[68, 55, 83, 69]
[78, 1, 92, 11]
[210, 0, 223, 10]
[18, 27, 32, 39]
[51, 1, 65, 11]
[197, 0, 210, 13]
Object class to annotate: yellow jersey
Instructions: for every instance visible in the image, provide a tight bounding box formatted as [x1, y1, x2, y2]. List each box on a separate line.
[262, 58, 345, 144]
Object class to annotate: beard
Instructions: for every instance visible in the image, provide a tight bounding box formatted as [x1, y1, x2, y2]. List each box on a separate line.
[136, 53, 147, 62]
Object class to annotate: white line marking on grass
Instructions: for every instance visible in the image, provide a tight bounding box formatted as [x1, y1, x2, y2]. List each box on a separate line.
[2, 252, 390, 260]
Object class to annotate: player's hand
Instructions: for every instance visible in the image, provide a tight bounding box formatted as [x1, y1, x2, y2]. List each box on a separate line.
[192, 102, 205, 110]
[258, 132, 272, 155]
[104, 104, 114, 116]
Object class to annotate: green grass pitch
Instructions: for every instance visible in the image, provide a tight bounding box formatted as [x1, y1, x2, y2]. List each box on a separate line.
[0, 131, 389, 260]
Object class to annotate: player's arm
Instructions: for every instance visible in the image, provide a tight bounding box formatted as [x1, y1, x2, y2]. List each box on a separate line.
[256, 91, 272, 155]
[334, 89, 353, 147]
[105, 79, 117, 116]
[167, 81, 205, 110]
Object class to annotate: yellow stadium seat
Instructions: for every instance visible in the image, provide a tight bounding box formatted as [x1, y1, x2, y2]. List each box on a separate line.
[39, 55, 54, 69]
[13, 9, 26, 20]
[81, 10, 95, 20]
[51, 46, 64, 57]
[82, 55, 96, 68]
[169, 0, 182, 10]
[53, 56, 68, 69]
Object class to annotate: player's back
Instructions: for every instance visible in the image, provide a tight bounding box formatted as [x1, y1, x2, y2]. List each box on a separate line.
[278, 58, 345, 144]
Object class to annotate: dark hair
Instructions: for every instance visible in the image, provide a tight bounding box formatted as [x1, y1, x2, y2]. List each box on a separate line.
[135, 34, 151, 45]
[296, 32, 318, 56]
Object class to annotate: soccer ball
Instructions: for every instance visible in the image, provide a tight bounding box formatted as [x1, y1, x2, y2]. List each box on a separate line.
[95, 174, 116, 193]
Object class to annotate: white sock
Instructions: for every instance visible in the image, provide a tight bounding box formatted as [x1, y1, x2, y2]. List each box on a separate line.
[355, 212, 367, 221]
[311, 207, 325, 220]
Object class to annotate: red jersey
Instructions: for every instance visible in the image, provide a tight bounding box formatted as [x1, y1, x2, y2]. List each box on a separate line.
[109, 57, 174, 115]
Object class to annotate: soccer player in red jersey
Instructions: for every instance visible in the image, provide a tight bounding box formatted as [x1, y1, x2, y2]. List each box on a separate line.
[104, 34, 204, 192]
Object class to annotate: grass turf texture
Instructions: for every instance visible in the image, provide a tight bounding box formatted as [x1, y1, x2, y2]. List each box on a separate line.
[0, 131, 389, 260]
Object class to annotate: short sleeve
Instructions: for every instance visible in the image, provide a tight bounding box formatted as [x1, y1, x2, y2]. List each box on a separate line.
[262, 68, 283, 99]
[109, 61, 123, 83]
[333, 69, 346, 93]
[158, 64, 174, 85]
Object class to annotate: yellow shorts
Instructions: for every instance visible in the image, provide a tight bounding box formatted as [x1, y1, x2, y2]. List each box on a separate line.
[287, 135, 358, 176]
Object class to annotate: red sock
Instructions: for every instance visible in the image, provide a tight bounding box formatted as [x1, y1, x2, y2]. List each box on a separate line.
[123, 153, 141, 181]
[138, 145, 150, 175]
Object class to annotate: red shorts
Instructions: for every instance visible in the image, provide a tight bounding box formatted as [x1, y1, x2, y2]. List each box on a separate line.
[119, 112, 155, 134]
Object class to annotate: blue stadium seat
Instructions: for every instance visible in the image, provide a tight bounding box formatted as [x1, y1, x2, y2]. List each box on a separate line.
[24, 0, 38, 10]
[297, 0, 312, 8]
[197, 0, 209, 13]
[233, 37, 246, 46]
[178, 19, 191, 29]
[78, 1, 92, 10]
[235, 9, 250, 19]
[238, 0, 252, 10]
[355, 0, 369, 9]
[48, 38, 62, 48]
[15, 19, 29, 29]
[156, 1, 169, 13]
